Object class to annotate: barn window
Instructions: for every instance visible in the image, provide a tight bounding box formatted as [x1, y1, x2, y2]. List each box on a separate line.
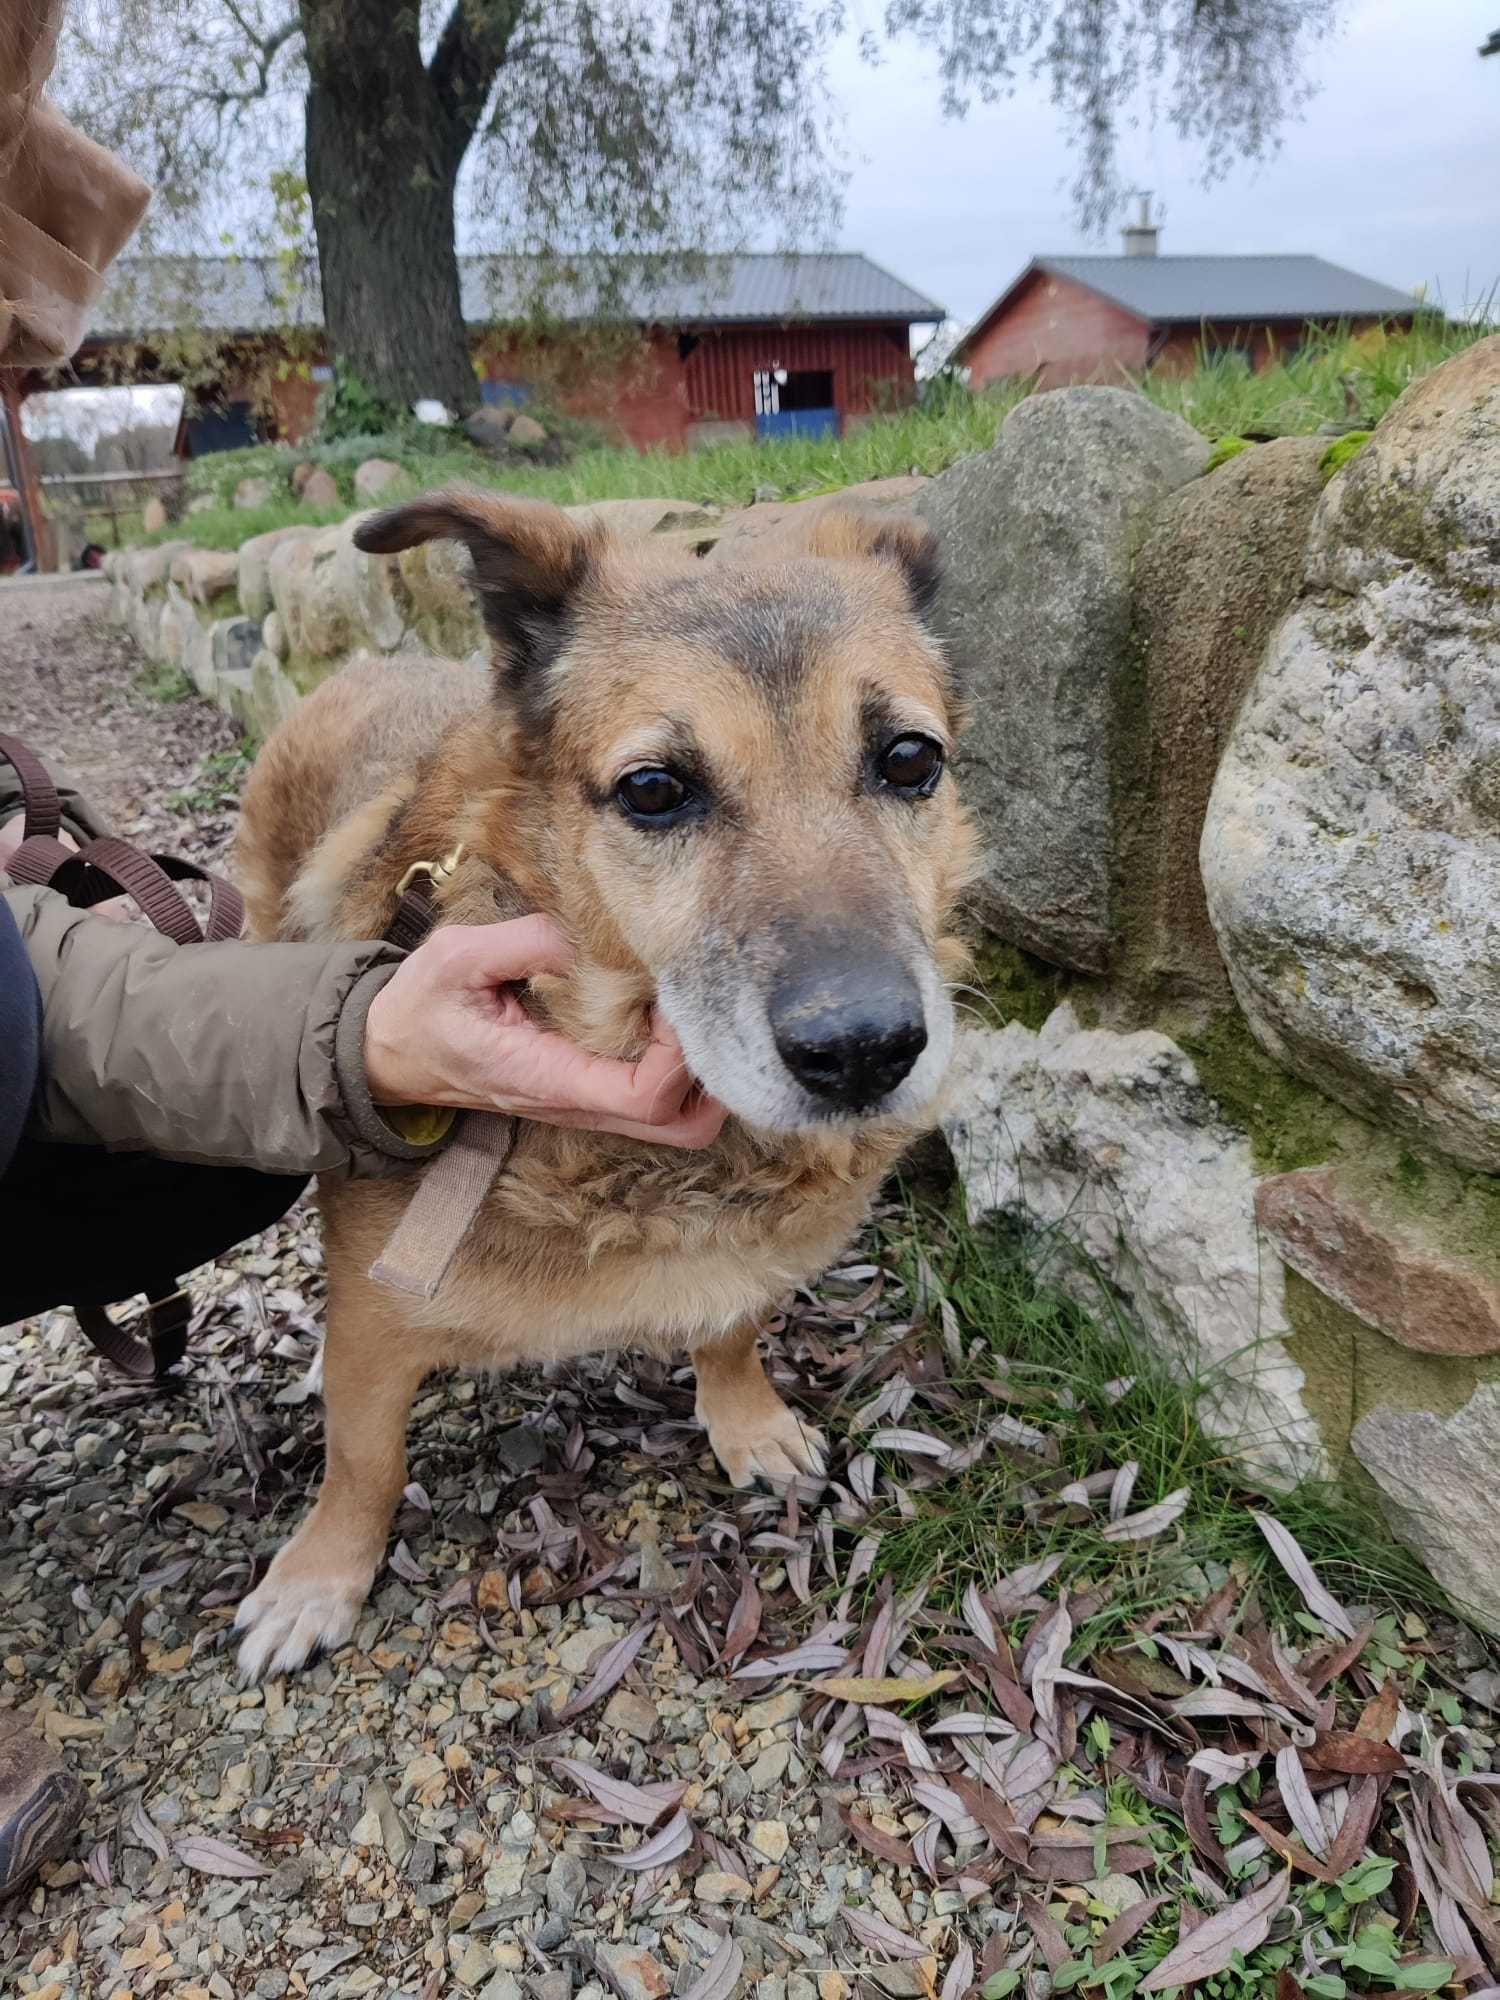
[753, 367, 838, 439]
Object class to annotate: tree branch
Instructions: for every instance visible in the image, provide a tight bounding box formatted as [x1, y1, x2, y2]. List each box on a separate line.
[429, 0, 524, 161]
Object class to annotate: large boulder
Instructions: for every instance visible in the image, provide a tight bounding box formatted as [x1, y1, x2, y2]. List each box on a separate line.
[705, 476, 926, 563]
[915, 388, 1207, 972]
[1202, 336, 1500, 1171]
[1127, 437, 1326, 995]
[943, 1004, 1321, 1483]
[1353, 1387, 1500, 1634]
[300, 467, 340, 508]
[353, 457, 402, 503]
[269, 514, 406, 660]
[233, 476, 274, 510]
[170, 546, 239, 607]
[565, 497, 721, 540]
[239, 525, 314, 620]
[393, 538, 483, 657]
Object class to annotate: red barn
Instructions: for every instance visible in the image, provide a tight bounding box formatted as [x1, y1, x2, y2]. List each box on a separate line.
[954, 219, 1418, 390]
[54, 252, 944, 453]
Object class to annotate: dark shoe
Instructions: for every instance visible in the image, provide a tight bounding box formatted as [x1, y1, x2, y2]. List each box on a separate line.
[0, 1716, 84, 1900]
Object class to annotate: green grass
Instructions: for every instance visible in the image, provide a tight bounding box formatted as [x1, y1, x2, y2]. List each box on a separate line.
[865, 1198, 1453, 1643]
[132, 661, 195, 704]
[126, 313, 1494, 553]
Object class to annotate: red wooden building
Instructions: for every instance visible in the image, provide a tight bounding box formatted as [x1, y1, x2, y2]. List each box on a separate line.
[56, 252, 944, 453]
[954, 216, 1418, 390]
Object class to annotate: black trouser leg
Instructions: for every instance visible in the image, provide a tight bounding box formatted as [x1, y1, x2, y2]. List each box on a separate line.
[0, 1138, 307, 1326]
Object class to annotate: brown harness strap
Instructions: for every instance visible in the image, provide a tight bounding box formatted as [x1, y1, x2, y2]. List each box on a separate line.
[0, 733, 62, 840]
[74, 1285, 192, 1381]
[2, 731, 246, 1381]
[368, 844, 519, 1301]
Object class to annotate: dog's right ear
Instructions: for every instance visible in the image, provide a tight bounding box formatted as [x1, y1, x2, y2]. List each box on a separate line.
[354, 489, 604, 694]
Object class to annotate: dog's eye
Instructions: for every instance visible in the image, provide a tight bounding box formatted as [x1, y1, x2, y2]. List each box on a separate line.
[617, 767, 693, 822]
[877, 734, 944, 794]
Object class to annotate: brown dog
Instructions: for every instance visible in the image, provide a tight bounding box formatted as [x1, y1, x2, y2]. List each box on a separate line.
[232, 490, 973, 1680]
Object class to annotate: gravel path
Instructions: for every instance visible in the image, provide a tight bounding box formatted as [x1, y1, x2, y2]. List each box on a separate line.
[0, 573, 242, 861]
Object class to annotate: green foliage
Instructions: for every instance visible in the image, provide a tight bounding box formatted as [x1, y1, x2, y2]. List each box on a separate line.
[314, 365, 404, 443]
[166, 746, 253, 814]
[132, 661, 194, 704]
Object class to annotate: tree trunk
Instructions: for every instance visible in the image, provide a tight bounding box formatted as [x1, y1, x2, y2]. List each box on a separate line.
[300, 0, 480, 417]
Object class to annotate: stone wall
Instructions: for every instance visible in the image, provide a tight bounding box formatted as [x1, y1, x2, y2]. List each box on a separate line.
[105, 345, 1500, 1626]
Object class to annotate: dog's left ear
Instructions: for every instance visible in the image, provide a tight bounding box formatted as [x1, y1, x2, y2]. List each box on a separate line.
[354, 488, 604, 692]
[805, 508, 943, 620]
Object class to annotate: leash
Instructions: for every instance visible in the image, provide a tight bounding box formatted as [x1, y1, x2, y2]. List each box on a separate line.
[0, 731, 247, 1380]
[369, 842, 519, 1302]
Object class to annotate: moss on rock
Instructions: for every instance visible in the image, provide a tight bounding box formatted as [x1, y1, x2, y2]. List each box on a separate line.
[1168, 1006, 1361, 1174]
[1283, 1270, 1500, 1484]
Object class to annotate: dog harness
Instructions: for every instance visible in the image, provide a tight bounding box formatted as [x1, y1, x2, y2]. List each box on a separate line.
[368, 849, 519, 1301]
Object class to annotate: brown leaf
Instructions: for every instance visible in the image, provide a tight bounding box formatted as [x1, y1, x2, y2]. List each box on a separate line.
[718, 1572, 761, 1667]
[174, 1835, 272, 1880]
[1355, 1680, 1400, 1742]
[842, 1806, 916, 1869]
[608, 1808, 694, 1872]
[556, 1620, 654, 1722]
[1139, 1870, 1290, 1991]
[1094, 1895, 1168, 1966]
[1302, 1622, 1375, 1695]
[1252, 1514, 1357, 1638]
[1184, 1767, 1230, 1873]
[813, 1670, 959, 1706]
[1324, 1775, 1382, 1878]
[841, 1905, 931, 1961]
[1305, 1731, 1403, 1776]
[949, 1776, 1030, 1867]
[1275, 1971, 1307, 2000]
[1019, 1892, 1071, 1974]
[1238, 1807, 1336, 1882]
[1029, 1835, 1156, 1881]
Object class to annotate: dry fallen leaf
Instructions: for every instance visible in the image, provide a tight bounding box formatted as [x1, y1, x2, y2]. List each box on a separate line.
[1140, 1870, 1290, 1991]
[813, 1669, 959, 1705]
[173, 1836, 272, 1880]
[1252, 1513, 1357, 1638]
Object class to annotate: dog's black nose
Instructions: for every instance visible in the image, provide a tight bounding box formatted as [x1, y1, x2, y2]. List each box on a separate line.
[769, 956, 927, 1110]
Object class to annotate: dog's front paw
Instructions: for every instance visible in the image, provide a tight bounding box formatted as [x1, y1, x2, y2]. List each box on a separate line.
[234, 1550, 371, 1683]
[705, 1402, 827, 1491]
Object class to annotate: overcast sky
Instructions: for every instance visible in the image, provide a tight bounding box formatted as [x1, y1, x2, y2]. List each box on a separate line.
[826, 0, 1499, 327]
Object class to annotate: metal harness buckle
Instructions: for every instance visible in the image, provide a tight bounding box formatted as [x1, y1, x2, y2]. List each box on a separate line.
[395, 845, 466, 898]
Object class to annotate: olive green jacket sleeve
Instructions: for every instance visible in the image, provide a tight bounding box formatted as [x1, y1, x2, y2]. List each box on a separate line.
[5, 880, 445, 1177]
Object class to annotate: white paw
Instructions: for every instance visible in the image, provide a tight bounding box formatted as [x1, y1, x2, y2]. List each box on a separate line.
[704, 1403, 827, 1491]
[234, 1564, 367, 1683]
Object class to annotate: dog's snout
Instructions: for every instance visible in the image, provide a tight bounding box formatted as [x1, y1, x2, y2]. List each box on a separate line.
[769, 955, 927, 1110]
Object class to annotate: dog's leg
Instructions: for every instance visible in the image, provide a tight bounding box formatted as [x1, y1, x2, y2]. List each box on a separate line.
[235, 1290, 428, 1681]
[692, 1322, 826, 1489]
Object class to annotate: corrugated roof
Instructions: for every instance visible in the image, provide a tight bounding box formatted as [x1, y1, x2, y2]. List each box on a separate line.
[88, 252, 944, 342]
[1041, 254, 1419, 322]
[952, 252, 1419, 362]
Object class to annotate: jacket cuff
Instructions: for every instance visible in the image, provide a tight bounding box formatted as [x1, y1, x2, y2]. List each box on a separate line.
[334, 964, 453, 1165]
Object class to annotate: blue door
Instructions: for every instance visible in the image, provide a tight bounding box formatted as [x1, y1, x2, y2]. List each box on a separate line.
[756, 406, 839, 440]
[752, 368, 839, 441]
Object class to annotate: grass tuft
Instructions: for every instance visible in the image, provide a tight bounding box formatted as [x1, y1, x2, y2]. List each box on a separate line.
[866, 1197, 1453, 1643]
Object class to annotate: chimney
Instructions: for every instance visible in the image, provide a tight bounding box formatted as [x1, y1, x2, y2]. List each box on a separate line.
[1122, 192, 1159, 258]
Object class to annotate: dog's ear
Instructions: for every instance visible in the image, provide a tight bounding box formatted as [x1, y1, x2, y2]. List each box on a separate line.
[805, 508, 943, 620]
[354, 489, 603, 691]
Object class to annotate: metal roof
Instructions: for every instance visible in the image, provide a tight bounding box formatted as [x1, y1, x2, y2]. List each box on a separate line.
[954, 253, 1419, 359]
[88, 253, 944, 342]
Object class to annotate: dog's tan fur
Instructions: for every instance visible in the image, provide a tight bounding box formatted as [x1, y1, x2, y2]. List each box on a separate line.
[232, 491, 974, 1679]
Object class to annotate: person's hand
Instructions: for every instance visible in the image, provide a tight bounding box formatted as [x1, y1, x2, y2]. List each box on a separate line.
[363, 914, 726, 1148]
